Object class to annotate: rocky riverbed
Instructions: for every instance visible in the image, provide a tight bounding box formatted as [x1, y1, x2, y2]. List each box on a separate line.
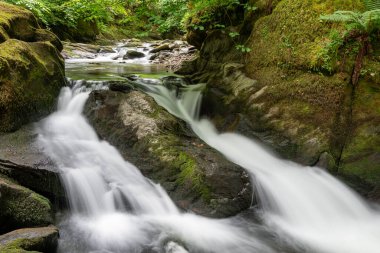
[62, 38, 197, 72]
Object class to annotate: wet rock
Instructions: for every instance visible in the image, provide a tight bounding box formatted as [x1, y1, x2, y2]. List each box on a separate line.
[165, 241, 188, 253]
[123, 50, 145, 59]
[0, 175, 53, 234]
[62, 42, 101, 59]
[0, 124, 64, 206]
[149, 53, 158, 60]
[108, 81, 133, 93]
[160, 76, 189, 91]
[0, 226, 58, 253]
[315, 152, 336, 170]
[175, 58, 198, 75]
[84, 90, 252, 218]
[99, 46, 115, 53]
[150, 43, 171, 53]
[122, 41, 143, 47]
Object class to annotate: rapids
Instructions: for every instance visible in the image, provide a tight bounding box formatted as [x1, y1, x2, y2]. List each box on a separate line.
[37, 41, 380, 253]
[37, 83, 275, 253]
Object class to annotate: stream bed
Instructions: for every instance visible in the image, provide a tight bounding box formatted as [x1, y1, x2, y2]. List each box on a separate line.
[37, 42, 380, 253]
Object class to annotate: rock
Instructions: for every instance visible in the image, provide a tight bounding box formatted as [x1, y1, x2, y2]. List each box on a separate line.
[122, 41, 143, 47]
[0, 2, 66, 132]
[108, 81, 133, 93]
[185, 30, 207, 49]
[150, 43, 171, 53]
[84, 90, 252, 218]
[315, 152, 336, 171]
[99, 46, 115, 53]
[0, 175, 53, 234]
[54, 20, 99, 42]
[0, 226, 58, 253]
[160, 76, 189, 91]
[34, 29, 63, 52]
[175, 58, 198, 75]
[0, 124, 64, 206]
[123, 50, 145, 59]
[149, 53, 158, 60]
[339, 65, 380, 198]
[62, 42, 101, 59]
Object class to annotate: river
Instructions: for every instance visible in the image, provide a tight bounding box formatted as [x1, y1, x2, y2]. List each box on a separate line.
[37, 42, 380, 253]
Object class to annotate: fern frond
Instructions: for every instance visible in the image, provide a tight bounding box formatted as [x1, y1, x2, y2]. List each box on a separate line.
[362, 9, 380, 32]
[320, 11, 360, 23]
[364, 0, 380, 11]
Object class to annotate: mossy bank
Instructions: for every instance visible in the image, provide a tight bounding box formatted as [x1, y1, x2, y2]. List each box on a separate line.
[181, 0, 380, 198]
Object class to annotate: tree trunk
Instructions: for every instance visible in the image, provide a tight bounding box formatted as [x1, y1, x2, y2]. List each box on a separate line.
[351, 35, 369, 86]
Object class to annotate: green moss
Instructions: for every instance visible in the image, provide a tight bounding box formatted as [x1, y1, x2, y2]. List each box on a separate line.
[340, 73, 380, 188]
[0, 39, 65, 132]
[246, 0, 363, 74]
[1, 238, 42, 253]
[175, 152, 211, 201]
[0, 176, 53, 229]
[145, 133, 211, 201]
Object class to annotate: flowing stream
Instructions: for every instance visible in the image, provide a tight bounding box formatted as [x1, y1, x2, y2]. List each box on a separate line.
[38, 83, 275, 253]
[142, 83, 380, 253]
[37, 43, 380, 253]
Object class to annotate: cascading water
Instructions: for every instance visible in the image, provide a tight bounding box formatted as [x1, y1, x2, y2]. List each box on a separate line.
[37, 81, 276, 253]
[141, 83, 380, 253]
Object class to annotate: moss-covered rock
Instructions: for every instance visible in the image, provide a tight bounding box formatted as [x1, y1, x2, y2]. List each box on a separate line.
[84, 90, 252, 218]
[0, 226, 58, 253]
[0, 2, 65, 132]
[340, 59, 380, 199]
[0, 175, 53, 234]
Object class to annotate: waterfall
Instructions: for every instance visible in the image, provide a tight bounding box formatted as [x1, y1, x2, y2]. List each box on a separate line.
[37, 82, 275, 253]
[142, 83, 380, 253]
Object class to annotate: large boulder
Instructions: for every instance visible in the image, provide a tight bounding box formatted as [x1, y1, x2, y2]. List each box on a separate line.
[181, 0, 380, 197]
[0, 2, 65, 132]
[0, 175, 53, 234]
[84, 89, 252, 218]
[0, 226, 58, 253]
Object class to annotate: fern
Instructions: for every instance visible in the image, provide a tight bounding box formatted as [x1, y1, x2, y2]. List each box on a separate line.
[321, 9, 380, 34]
[320, 11, 361, 23]
[364, 0, 380, 11]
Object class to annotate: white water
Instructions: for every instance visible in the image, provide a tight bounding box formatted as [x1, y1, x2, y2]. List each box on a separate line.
[141, 83, 380, 253]
[38, 83, 275, 253]
[65, 42, 153, 64]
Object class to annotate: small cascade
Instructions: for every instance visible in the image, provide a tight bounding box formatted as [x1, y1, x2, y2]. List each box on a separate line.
[65, 42, 153, 64]
[37, 81, 275, 253]
[140, 82, 380, 253]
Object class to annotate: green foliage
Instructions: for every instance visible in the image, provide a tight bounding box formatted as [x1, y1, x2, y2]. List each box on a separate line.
[315, 30, 345, 72]
[235, 44, 251, 53]
[364, 0, 380, 11]
[320, 10, 380, 34]
[3, 0, 54, 25]
[3, 0, 257, 40]
[3, 0, 129, 31]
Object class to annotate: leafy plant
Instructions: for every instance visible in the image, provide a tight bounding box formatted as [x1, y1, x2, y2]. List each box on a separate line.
[320, 0, 380, 85]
